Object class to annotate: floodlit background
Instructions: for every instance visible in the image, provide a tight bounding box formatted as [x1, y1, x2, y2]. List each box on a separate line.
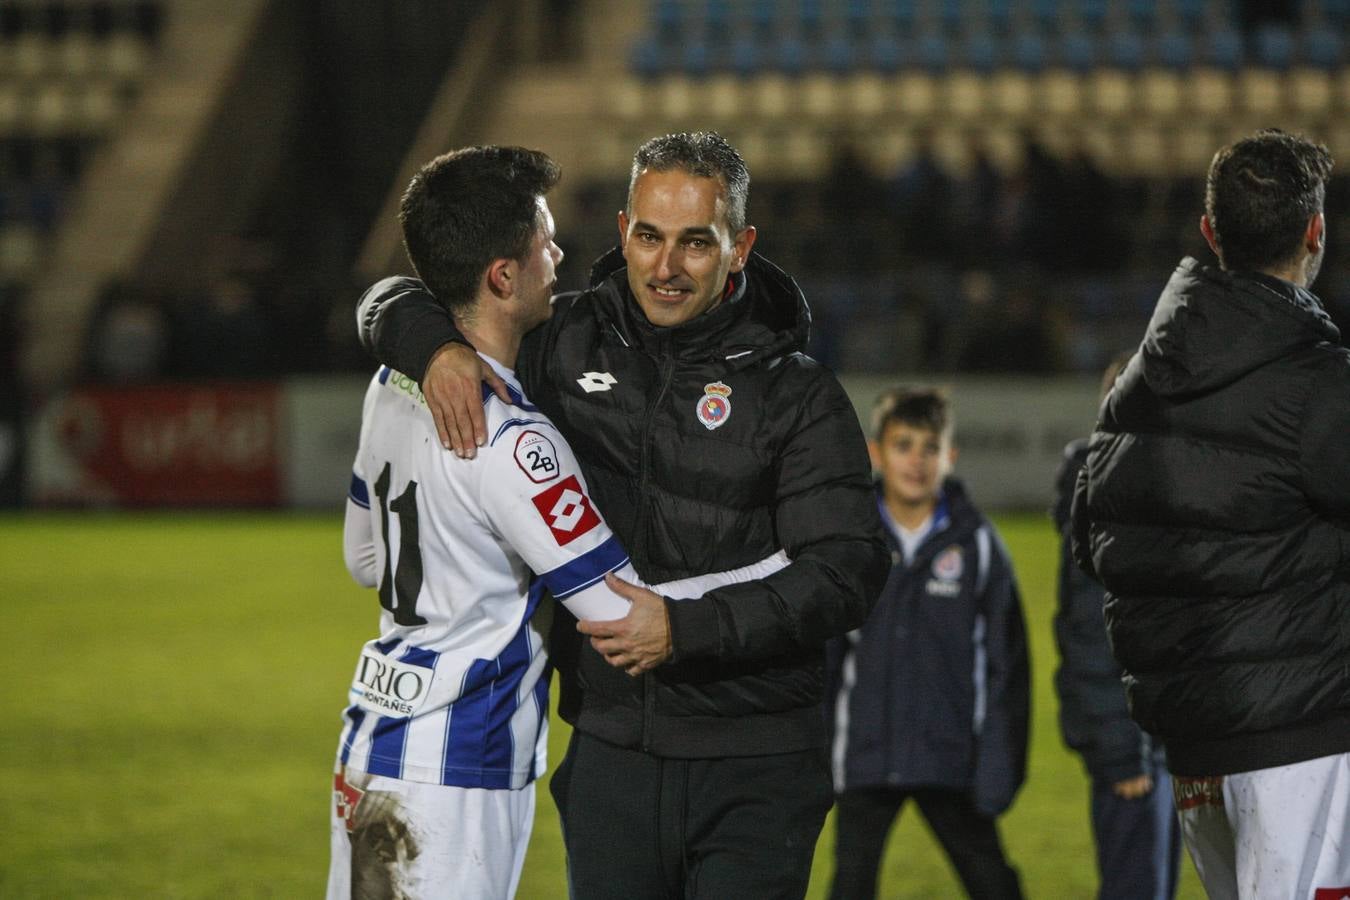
[3, 0, 1347, 895]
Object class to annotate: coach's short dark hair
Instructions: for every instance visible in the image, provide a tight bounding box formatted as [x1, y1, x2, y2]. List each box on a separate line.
[399, 146, 560, 313]
[628, 131, 750, 233]
[871, 386, 952, 441]
[1205, 129, 1333, 274]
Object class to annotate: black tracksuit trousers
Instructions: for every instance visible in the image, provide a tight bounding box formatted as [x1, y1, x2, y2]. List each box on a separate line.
[550, 730, 834, 899]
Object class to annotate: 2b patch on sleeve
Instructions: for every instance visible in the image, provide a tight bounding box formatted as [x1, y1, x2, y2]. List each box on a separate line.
[531, 475, 601, 545]
[514, 430, 560, 483]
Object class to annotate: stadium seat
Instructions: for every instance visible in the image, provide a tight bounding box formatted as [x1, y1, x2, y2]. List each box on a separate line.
[801, 73, 842, 119]
[702, 75, 742, 121]
[820, 32, 856, 76]
[943, 71, 986, 119]
[1237, 69, 1282, 116]
[750, 72, 794, 118]
[1010, 30, 1048, 72]
[1039, 70, 1083, 117]
[1138, 68, 1183, 117]
[1105, 30, 1146, 71]
[1287, 68, 1333, 116]
[1186, 68, 1233, 118]
[1201, 28, 1243, 70]
[845, 72, 889, 118]
[867, 31, 904, 73]
[988, 70, 1034, 118]
[1301, 27, 1343, 69]
[1087, 69, 1134, 117]
[1253, 24, 1295, 70]
[1153, 29, 1193, 70]
[894, 71, 938, 117]
[960, 30, 1000, 74]
[1058, 30, 1098, 73]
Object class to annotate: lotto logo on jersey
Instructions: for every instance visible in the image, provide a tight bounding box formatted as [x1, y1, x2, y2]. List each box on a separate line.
[514, 430, 560, 483]
[531, 475, 601, 546]
[334, 771, 364, 833]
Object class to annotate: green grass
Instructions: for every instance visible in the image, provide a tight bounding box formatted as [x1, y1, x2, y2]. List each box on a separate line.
[0, 512, 1202, 898]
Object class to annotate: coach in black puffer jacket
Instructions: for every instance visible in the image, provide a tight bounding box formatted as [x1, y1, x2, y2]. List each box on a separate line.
[1071, 256, 1350, 777]
[359, 248, 888, 759]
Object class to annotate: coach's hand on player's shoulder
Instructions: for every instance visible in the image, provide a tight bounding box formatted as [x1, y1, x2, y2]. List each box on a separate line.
[422, 341, 511, 459]
[577, 575, 674, 677]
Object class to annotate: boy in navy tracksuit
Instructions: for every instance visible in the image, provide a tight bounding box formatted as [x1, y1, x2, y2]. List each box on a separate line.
[826, 387, 1028, 900]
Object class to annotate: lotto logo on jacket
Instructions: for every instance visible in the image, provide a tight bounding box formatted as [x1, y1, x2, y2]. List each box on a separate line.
[532, 475, 601, 545]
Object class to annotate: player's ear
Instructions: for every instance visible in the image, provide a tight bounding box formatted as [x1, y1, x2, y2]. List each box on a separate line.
[866, 439, 881, 472]
[1200, 214, 1220, 260]
[617, 210, 631, 253]
[486, 258, 514, 299]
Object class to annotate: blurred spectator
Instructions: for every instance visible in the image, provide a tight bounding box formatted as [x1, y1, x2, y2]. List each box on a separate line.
[83, 281, 169, 383]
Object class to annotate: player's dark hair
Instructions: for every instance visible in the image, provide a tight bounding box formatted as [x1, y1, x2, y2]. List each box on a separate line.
[871, 386, 952, 441]
[628, 131, 750, 232]
[1204, 129, 1333, 274]
[399, 146, 561, 314]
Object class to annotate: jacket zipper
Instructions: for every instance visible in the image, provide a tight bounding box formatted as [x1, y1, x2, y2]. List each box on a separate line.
[636, 336, 676, 752]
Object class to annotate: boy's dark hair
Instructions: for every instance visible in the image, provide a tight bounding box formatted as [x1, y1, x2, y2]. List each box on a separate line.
[1205, 129, 1333, 274]
[399, 146, 560, 314]
[628, 131, 749, 233]
[871, 386, 952, 441]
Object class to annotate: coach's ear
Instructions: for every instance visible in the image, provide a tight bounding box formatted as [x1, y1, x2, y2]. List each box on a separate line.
[486, 257, 515, 299]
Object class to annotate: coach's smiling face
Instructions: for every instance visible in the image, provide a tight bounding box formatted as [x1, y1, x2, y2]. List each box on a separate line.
[617, 169, 756, 328]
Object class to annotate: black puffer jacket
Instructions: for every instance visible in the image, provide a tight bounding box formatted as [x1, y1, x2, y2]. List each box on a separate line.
[1071, 257, 1350, 776]
[360, 250, 888, 757]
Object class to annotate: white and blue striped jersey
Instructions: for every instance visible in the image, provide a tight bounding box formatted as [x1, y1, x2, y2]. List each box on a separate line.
[338, 355, 640, 790]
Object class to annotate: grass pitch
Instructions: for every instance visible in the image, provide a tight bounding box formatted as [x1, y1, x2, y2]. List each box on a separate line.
[0, 512, 1201, 898]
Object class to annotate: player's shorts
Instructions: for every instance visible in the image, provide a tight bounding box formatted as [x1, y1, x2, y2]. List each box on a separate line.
[325, 764, 535, 900]
[1173, 751, 1350, 900]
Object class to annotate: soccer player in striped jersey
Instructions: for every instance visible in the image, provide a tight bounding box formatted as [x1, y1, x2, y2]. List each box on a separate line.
[327, 146, 729, 899]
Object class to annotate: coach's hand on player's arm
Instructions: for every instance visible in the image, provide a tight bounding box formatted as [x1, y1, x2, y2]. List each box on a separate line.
[577, 574, 673, 677]
[422, 342, 511, 459]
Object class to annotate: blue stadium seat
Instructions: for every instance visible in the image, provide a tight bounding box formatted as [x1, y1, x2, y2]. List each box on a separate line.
[799, 0, 825, 34]
[1059, 29, 1097, 72]
[985, 0, 1015, 34]
[880, 0, 918, 31]
[821, 32, 856, 74]
[867, 31, 904, 73]
[769, 32, 809, 75]
[1104, 29, 1145, 70]
[935, 0, 964, 32]
[681, 38, 712, 77]
[962, 31, 1001, 73]
[1301, 27, 1344, 69]
[705, 0, 733, 32]
[1027, 0, 1059, 30]
[728, 33, 762, 77]
[843, 0, 872, 34]
[749, 0, 778, 31]
[1325, 0, 1350, 22]
[1010, 30, 1048, 72]
[914, 31, 951, 71]
[1076, 0, 1108, 30]
[1202, 28, 1243, 70]
[1253, 24, 1295, 69]
[629, 35, 666, 78]
[1154, 29, 1193, 70]
[1173, 0, 1206, 27]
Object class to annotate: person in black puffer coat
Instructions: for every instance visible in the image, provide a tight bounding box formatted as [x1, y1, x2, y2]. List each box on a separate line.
[1071, 129, 1350, 898]
[358, 132, 888, 899]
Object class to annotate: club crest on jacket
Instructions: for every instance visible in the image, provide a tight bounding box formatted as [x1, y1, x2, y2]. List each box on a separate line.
[926, 546, 963, 597]
[696, 382, 733, 430]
